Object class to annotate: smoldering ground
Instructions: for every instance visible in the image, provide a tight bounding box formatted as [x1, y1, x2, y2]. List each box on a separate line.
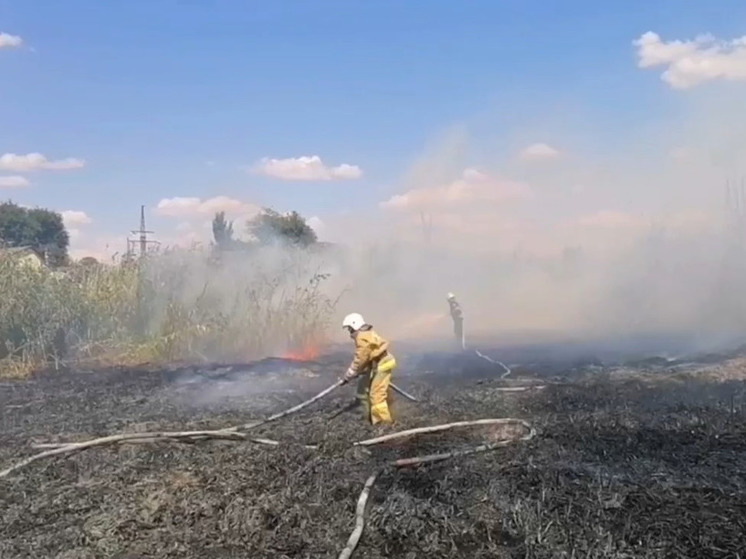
[2, 349, 745, 558]
[163, 360, 308, 411]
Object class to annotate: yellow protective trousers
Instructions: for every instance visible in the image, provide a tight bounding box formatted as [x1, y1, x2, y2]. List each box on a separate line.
[356, 354, 397, 425]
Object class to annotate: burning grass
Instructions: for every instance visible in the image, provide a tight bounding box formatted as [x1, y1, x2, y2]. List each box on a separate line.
[1, 351, 745, 557]
[283, 340, 324, 361]
[0, 247, 337, 377]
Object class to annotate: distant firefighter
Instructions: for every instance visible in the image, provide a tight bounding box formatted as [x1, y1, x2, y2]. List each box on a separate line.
[447, 292, 465, 350]
[340, 312, 398, 426]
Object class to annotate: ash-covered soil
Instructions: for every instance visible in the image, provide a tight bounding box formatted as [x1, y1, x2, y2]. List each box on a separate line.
[1, 348, 746, 558]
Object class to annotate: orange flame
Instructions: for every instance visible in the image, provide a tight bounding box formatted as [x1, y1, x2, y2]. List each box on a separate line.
[282, 342, 322, 361]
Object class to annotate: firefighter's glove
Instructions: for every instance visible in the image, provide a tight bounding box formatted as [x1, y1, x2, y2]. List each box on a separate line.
[341, 367, 357, 384]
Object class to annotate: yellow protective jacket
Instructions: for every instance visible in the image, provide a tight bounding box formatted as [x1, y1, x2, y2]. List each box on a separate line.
[349, 325, 394, 374]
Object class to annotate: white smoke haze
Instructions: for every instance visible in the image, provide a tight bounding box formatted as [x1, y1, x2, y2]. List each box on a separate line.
[314, 84, 746, 354]
[135, 244, 336, 362]
[131, 71, 746, 363]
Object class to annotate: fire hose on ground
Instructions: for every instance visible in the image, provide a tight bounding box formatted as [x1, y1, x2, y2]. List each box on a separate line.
[474, 348, 512, 378]
[1, 375, 536, 559]
[459, 321, 512, 379]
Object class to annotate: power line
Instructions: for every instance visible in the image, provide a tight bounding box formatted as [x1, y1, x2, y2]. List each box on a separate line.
[127, 205, 160, 258]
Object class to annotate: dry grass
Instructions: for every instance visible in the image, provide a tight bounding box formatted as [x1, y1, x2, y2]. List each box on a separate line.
[0, 246, 338, 377]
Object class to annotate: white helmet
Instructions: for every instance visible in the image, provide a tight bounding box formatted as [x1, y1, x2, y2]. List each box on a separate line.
[342, 312, 366, 332]
[447, 292, 456, 300]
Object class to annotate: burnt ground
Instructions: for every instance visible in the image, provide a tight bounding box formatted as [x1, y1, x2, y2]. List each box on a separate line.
[1, 346, 746, 558]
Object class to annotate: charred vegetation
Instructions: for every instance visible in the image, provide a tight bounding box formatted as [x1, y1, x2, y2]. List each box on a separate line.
[1, 348, 745, 557]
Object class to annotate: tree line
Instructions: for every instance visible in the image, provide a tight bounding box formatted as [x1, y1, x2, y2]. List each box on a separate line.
[0, 200, 319, 267]
[212, 208, 318, 250]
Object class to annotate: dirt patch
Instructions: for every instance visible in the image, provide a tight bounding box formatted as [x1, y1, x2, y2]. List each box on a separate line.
[1, 353, 745, 558]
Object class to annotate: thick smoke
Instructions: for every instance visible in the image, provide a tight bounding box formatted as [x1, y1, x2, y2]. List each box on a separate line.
[318, 88, 746, 355]
[136, 84, 746, 365]
[136, 242, 336, 362]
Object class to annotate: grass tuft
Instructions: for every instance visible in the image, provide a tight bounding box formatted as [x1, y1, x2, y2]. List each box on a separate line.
[0, 247, 338, 377]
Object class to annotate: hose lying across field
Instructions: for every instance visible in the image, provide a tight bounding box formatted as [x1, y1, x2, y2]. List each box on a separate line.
[0, 378, 537, 559]
[474, 349, 512, 378]
[461, 326, 513, 378]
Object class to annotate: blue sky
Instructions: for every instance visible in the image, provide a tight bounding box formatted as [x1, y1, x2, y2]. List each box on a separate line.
[2, 0, 746, 258]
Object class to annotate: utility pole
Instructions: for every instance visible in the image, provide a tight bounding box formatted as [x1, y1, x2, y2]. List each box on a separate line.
[420, 211, 433, 246]
[127, 205, 159, 259]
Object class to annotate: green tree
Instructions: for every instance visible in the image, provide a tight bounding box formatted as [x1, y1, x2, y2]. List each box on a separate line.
[28, 207, 69, 267]
[0, 201, 69, 266]
[211, 211, 235, 249]
[246, 208, 318, 248]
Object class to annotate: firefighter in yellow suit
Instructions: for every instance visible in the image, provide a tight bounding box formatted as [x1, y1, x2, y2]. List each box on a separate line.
[340, 312, 397, 425]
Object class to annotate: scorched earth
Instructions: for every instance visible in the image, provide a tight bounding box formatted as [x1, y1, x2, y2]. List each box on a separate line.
[1, 345, 746, 558]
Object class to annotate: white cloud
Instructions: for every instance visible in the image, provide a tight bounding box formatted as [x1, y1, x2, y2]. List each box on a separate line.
[519, 143, 561, 160]
[253, 155, 363, 181]
[0, 32, 23, 49]
[0, 153, 86, 172]
[634, 31, 746, 89]
[61, 210, 92, 227]
[307, 216, 325, 232]
[0, 175, 30, 188]
[61, 210, 93, 244]
[156, 195, 260, 218]
[380, 168, 533, 211]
